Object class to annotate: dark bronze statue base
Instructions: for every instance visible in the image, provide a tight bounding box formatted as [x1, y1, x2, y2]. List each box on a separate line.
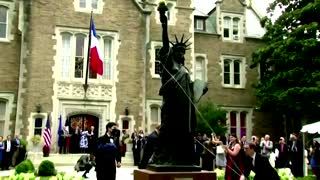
[147, 164, 202, 172]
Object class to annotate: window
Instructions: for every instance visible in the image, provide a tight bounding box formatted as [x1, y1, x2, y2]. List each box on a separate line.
[61, 33, 71, 78]
[150, 104, 161, 128]
[91, 0, 98, 9]
[58, 30, 115, 81]
[74, 0, 104, 14]
[155, 47, 161, 75]
[74, 34, 85, 78]
[224, 109, 251, 139]
[0, 5, 8, 39]
[166, 2, 174, 21]
[103, 38, 112, 80]
[221, 56, 245, 88]
[34, 118, 43, 135]
[223, 15, 242, 41]
[79, 0, 86, 8]
[230, 111, 237, 135]
[121, 117, 130, 130]
[79, 0, 98, 10]
[195, 56, 206, 81]
[151, 106, 160, 123]
[0, 100, 6, 136]
[228, 111, 247, 138]
[240, 111, 247, 138]
[146, 100, 162, 133]
[195, 18, 205, 31]
[150, 42, 163, 78]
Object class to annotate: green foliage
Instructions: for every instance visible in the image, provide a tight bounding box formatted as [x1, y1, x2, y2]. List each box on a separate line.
[15, 159, 35, 175]
[20, 138, 28, 149]
[38, 160, 56, 177]
[295, 177, 317, 180]
[251, 0, 320, 131]
[196, 101, 228, 136]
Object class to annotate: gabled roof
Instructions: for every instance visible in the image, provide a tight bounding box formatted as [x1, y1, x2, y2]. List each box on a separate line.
[194, 0, 265, 20]
[194, 0, 216, 17]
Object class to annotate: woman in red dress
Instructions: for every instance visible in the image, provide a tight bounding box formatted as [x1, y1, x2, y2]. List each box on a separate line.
[224, 134, 244, 180]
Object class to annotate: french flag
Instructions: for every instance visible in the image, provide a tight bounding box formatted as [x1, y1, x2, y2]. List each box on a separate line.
[90, 18, 103, 76]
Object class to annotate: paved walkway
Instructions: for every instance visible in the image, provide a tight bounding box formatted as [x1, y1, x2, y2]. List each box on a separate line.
[0, 166, 137, 180]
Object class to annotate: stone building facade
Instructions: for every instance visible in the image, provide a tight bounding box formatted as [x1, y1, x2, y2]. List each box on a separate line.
[0, 0, 273, 150]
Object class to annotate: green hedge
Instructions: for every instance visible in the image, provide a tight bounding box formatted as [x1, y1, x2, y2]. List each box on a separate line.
[38, 160, 56, 177]
[15, 159, 35, 174]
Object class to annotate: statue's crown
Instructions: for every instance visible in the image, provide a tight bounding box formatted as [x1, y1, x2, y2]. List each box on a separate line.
[170, 34, 192, 50]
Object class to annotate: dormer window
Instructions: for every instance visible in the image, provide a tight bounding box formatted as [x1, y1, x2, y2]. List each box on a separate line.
[195, 18, 206, 31]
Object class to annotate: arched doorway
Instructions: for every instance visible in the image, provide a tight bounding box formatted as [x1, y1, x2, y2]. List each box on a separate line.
[66, 114, 99, 153]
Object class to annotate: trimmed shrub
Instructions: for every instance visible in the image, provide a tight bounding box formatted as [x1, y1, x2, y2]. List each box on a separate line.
[38, 160, 56, 177]
[15, 159, 35, 174]
[20, 138, 28, 148]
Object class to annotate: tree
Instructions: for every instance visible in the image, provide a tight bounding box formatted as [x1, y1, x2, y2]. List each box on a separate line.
[251, 0, 320, 134]
[195, 101, 228, 136]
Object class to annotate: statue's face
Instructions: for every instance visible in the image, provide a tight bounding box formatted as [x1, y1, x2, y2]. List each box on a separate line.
[173, 47, 186, 64]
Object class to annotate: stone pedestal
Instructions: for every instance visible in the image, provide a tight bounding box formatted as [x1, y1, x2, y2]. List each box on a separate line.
[134, 169, 216, 180]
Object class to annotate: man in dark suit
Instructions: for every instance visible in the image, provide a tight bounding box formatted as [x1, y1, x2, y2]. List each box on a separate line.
[2, 135, 14, 170]
[93, 122, 121, 180]
[288, 133, 304, 177]
[275, 137, 289, 168]
[241, 143, 280, 180]
[139, 125, 160, 169]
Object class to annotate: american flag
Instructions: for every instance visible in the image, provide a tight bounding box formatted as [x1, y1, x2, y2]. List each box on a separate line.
[43, 113, 52, 147]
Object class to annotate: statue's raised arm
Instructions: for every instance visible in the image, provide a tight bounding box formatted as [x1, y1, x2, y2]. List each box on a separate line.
[157, 2, 169, 51]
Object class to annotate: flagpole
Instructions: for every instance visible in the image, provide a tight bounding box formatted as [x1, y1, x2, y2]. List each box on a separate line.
[83, 11, 93, 96]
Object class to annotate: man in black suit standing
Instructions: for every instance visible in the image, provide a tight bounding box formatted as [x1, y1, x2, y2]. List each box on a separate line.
[241, 143, 280, 180]
[288, 133, 304, 177]
[139, 125, 160, 169]
[94, 122, 121, 180]
[2, 135, 14, 170]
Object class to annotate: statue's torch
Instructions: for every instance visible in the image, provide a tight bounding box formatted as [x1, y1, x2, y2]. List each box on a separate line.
[157, 1, 168, 23]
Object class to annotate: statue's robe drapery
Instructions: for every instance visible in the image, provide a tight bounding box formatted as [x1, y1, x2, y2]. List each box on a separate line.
[153, 47, 198, 165]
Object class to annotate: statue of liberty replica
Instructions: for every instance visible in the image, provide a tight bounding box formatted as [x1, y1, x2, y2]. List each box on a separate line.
[149, 2, 208, 171]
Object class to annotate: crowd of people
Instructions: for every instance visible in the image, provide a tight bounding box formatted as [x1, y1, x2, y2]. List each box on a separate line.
[193, 132, 320, 179]
[58, 125, 96, 154]
[0, 135, 27, 170]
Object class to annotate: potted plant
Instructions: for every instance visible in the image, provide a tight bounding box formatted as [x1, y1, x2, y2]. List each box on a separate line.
[42, 145, 50, 157]
[30, 135, 41, 152]
[125, 138, 133, 152]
